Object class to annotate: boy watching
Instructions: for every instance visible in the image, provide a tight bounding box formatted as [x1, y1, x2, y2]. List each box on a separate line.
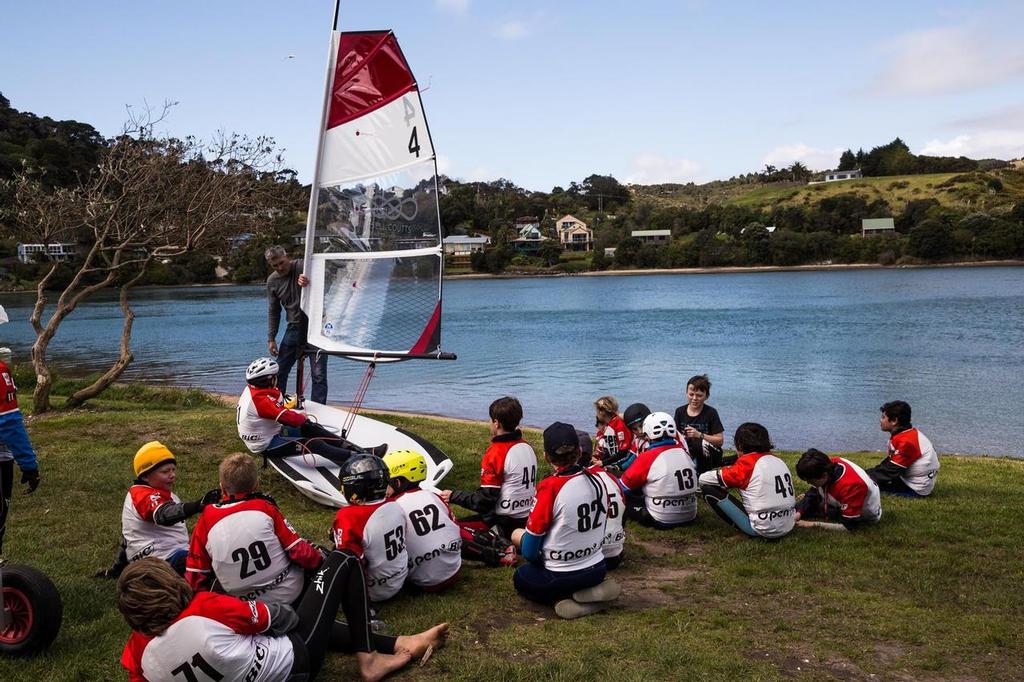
[698, 423, 796, 539]
[620, 412, 699, 529]
[185, 453, 324, 604]
[673, 374, 725, 473]
[332, 454, 409, 603]
[794, 449, 881, 531]
[99, 442, 216, 577]
[868, 401, 939, 496]
[440, 397, 537, 538]
[384, 450, 462, 592]
[512, 423, 619, 619]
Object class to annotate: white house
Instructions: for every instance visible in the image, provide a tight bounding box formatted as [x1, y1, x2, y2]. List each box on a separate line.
[16, 242, 78, 264]
[631, 229, 671, 245]
[824, 169, 863, 182]
[442, 235, 490, 256]
[555, 214, 593, 252]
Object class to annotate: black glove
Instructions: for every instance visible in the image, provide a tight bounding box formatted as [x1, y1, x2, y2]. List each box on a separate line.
[200, 488, 222, 508]
[22, 468, 40, 493]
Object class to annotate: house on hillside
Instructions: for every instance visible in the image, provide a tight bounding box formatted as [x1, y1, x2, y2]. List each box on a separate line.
[555, 214, 593, 252]
[861, 218, 895, 237]
[631, 229, 672, 245]
[825, 169, 863, 182]
[512, 220, 547, 252]
[442, 235, 490, 256]
[16, 242, 77, 264]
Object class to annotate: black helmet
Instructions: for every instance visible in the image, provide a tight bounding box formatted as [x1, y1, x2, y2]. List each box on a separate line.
[340, 454, 390, 504]
[623, 402, 651, 428]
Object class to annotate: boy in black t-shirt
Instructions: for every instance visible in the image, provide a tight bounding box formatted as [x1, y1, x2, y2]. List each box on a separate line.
[673, 374, 726, 474]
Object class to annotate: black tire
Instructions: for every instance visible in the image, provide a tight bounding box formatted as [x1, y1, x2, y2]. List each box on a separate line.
[0, 564, 63, 656]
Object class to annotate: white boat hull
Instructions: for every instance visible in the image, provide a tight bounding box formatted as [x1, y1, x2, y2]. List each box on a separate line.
[265, 401, 453, 507]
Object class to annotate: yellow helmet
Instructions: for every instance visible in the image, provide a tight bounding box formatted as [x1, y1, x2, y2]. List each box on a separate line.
[133, 441, 176, 478]
[382, 449, 428, 484]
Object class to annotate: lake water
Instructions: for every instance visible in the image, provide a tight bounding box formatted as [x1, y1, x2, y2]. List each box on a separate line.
[2, 266, 1023, 456]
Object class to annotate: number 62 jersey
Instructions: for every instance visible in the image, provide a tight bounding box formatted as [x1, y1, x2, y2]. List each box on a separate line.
[391, 487, 462, 588]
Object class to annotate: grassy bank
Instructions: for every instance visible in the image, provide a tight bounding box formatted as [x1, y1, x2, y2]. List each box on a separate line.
[3, 389, 1023, 681]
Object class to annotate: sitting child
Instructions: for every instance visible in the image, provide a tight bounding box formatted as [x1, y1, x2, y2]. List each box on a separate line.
[512, 423, 619, 620]
[0, 353, 41, 559]
[237, 357, 382, 464]
[384, 450, 462, 593]
[589, 460, 627, 570]
[99, 442, 215, 577]
[673, 374, 726, 474]
[118, 556, 448, 682]
[619, 412, 699, 529]
[868, 400, 939, 497]
[440, 397, 537, 539]
[594, 395, 634, 467]
[698, 423, 796, 539]
[794, 449, 881, 531]
[332, 454, 409, 603]
[185, 453, 323, 604]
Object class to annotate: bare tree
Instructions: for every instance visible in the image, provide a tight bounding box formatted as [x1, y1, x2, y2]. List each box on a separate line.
[2, 110, 284, 413]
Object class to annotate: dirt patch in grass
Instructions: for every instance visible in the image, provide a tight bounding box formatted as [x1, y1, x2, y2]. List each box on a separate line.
[619, 565, 698, 609]
[752, 646, 872, 681]
[466, 598, 550, 645]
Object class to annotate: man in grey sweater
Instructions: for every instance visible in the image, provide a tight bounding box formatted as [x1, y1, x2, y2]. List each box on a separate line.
[266, 245, 328, 403]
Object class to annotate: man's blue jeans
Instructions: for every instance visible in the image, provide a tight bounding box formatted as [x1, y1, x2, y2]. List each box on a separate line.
[277, 323, 328, 403]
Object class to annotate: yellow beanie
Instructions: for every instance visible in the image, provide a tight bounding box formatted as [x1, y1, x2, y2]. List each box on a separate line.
[133, 441, 176, 478]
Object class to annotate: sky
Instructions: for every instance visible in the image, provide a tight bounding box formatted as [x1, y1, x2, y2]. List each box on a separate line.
[2, 0, 1023, 192]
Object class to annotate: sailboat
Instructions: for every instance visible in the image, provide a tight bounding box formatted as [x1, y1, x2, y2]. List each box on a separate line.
[266, 13, 456, 507]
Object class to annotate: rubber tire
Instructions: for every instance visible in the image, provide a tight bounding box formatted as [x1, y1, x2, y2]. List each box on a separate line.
[0, 564, 63, 656]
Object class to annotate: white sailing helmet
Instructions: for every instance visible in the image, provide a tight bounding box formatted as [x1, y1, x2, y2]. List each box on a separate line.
[642, 412, 676, 441]
[246, 357, 280, 382]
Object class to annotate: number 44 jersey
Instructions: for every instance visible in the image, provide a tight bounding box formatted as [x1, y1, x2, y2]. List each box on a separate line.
[392, 487, 462, 588]
[332, 500, 409, 601]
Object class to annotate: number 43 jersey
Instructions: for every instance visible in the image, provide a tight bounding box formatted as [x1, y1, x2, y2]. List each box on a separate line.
[720, 452, 796, 538]
[392, 487, 462, 588]
[332, 501, 409, 601]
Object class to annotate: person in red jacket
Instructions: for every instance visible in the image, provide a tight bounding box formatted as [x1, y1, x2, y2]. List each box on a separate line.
[794, 448, 882, 531]
[237, 357, 382, 463]
[594, 395, 634, 467]
[0, 355, 40, 559]
[186, 453, 324, 605]
[119, 556, 448, 682]
[868, 400, 940, 497]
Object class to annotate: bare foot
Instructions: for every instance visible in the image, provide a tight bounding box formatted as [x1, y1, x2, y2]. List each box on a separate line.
[356, 649, 414, 682]
[395, 622, 450, 659]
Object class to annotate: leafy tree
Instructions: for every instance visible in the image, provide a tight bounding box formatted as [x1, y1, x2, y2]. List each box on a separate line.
[908, 219, 953, 259]
[589, 249, 610, 271]
[837, 149, 858, 171]
[537, 240, 562, 267]
[896, 198, 940, 232]
[614, 237, 641, 267]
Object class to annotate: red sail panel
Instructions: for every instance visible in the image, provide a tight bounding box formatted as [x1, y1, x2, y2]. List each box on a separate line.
[327, 31, 417, 131]
[409, 301, 442, 355]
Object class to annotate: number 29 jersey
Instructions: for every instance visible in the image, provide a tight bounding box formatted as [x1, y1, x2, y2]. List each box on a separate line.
[332, 501, 409, 601]
[392, 487, 462, 587]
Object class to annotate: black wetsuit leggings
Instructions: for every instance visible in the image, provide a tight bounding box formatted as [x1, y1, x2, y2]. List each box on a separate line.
[0, 460, 12, 555]
[286, 550, 397, 681]
[265, 421, 361, 465]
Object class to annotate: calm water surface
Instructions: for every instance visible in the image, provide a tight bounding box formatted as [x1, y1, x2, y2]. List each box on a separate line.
[2, 267, 1022, 456]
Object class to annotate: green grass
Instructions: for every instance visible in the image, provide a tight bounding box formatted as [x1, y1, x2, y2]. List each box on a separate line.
[3, 390, 1024, 680]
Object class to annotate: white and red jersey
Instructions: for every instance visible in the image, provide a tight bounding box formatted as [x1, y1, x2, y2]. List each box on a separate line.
[888, 427, 940, 496]
[525, 466, 608, 572]
[392, 487, 461, 588]
[121, 484, 190, 563]
[186, 495, 322, 605]
[0, 360, 19, 415]
[480, 434, 537, 519]
[121, 592, 293, 682]
[620, 441, 699, 526]
[822, 457, 881, 523]
[596, 415, 633, 461]
[236, 385, 306, 454]
[719, 452, 796, 538]
[589, 465, 626, 559]
[332, 500, 408, 601]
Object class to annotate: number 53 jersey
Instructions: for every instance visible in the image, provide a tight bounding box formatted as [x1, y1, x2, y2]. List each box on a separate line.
[392, 487, 462, 588]
[332, 500, 409, 601]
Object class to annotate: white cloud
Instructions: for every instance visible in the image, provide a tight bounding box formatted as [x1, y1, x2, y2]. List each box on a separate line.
[625, 154, 703, 184]
[950, 104, 1024, 130]
[871, 26, 1024, 96]
[920, 131, 1024, 160]
[434, 0, 470, 14]
[761, 143, 843, 172]
[495, 20, 528, 41]
[435, 154, 453, 176]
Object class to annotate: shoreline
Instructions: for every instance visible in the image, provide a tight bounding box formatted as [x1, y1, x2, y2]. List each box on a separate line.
[2, 259, 1021, 294]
